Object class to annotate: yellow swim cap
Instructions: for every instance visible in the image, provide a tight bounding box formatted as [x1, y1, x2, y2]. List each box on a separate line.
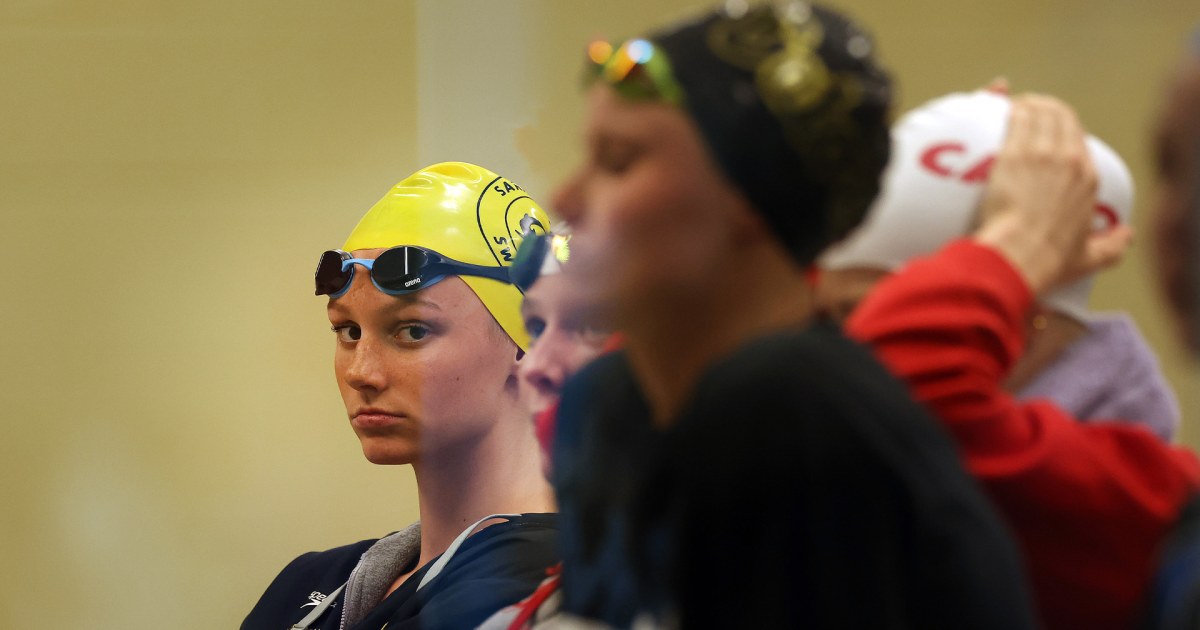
[342, 162, 551, 350]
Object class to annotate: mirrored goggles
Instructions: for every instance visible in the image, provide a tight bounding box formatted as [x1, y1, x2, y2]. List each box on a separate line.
[315, 246, 511, 297]
[585, 38, 685, 105]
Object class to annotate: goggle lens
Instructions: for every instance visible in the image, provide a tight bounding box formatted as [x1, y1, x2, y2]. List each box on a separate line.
[511, 233, 551, 292]
[586, 38, 685, 105]
[510, 232, 571, 292]
[372, 246, 432, 291]
[315, 250, 353, 296]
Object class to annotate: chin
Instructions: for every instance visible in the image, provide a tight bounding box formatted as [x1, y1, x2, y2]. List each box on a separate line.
[362, 452, 417, 465]
[358, 439, 418, 465]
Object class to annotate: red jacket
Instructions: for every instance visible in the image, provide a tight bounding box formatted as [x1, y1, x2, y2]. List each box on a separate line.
[846, 239, 1200, 629]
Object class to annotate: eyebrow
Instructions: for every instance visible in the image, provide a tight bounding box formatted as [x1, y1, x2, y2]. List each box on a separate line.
[592, 129, 644, 151]
[326, 294, 444, 314]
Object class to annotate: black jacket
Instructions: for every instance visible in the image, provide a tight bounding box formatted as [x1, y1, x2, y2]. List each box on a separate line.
[553, 323, 1037, 629]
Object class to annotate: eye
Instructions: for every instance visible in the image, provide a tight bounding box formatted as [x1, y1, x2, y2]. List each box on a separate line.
[577, 324, 611, 347]
[332, 324, 361, 343]
[562, 311, 610, 347]
[593, 136, 643, 175]
[397, 324, 431, 343]
[523, 316, 547, 343]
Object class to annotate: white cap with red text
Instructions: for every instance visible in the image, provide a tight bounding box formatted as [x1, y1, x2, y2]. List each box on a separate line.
[818, 89, 1133, 322]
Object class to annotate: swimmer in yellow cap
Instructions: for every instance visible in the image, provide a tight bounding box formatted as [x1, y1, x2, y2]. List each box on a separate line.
[242, 162, 559, 630]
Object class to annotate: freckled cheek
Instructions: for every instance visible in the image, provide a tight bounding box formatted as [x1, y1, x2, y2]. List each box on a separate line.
[420, 357, 493, 401]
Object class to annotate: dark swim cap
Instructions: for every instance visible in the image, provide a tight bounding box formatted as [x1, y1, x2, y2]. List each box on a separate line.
[644, 2, 893, 264]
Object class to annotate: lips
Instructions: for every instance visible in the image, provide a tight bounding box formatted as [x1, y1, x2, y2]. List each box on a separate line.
[351, 407, 405, 430]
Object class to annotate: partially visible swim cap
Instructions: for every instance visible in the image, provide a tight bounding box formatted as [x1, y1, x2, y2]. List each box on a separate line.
[819, 90, 1134, 322]
[342, 162, 552, 350]
[641, 2, 893, 264]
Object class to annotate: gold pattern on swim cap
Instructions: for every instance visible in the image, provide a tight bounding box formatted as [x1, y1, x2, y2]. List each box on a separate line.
[341, 162, 552, 350]
[707, 4, 864, 151]
[704, 3, 883, 245]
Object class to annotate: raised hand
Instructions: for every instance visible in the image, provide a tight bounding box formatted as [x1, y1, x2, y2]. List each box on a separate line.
[973, 94, 1120, 295]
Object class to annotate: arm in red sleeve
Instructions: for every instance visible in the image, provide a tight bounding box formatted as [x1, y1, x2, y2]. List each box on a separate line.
[846, 238, 1200, 630]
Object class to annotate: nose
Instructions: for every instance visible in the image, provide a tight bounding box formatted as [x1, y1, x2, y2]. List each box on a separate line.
[521, 329, 571, 401]
[341, 337, 388, 394]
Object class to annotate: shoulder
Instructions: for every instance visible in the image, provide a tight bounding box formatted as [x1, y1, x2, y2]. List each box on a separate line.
[1073, 314, 1181, 437]
[241, 537, 379, 629]
[445, 514, 560, 581]
[407, 515, 561, 630]
[697, 323, 912, 412]
[1083, 314, 1162, 372]
[679, 324, 974, 480]
[283, 537, 380, 576]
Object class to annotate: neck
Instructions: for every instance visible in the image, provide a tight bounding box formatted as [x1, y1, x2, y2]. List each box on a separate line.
[1004, 310, 1088, 392]
[621, 247, 816, 426]
[409, 410, 555, 567]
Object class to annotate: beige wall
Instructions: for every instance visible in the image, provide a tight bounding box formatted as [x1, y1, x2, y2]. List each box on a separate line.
[1, 1, 1195, 627]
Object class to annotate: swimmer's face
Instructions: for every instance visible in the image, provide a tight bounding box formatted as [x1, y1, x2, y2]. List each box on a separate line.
[552, 85, 756, 321]
[1153, 55, 1200, 352]
[814, 267, 891, 323]
[518, 273, 611, 416]
[327, 248, 520, 465]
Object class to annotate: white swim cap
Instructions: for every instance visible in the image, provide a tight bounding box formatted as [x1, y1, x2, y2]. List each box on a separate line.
[818, 90, 1134, 322]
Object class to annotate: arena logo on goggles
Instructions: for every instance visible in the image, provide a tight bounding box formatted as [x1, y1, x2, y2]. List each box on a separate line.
[919, 141, 1120, 229]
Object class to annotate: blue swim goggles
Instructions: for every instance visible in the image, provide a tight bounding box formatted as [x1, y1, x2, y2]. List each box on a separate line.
[314, 246, 512, 297]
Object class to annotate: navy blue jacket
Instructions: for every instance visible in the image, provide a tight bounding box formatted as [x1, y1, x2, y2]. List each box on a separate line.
[242, 514, 558, 630]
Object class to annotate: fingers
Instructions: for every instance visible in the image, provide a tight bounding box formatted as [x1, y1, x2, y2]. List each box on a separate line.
[1073, 225, 1134, 279]
[1026, 96, 1061, 156]
[1017, 95, 1087, 171]
[983, 76, 1010, 95]
[974, 94, 1100, 294]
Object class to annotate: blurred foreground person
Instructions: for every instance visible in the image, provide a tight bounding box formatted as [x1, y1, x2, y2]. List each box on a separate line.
[513, 229, 616, 474]
[819, 89, 1179, 440]
[243, 163, 558, 630]
[549, 3, 1036, 628]
[478, 230, 619, 630]
[1142, 29, 1200, 630]
[1153, 30, 1200, 354]
[842, 93, 1200, 626]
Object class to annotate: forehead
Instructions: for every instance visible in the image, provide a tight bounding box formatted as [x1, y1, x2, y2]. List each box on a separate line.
[521, 273, 572, 310]
[351, 247, 386, 260]
[583, 84, 731, 197]
[522, 272, 606, 319]
[585, 84, 691, 139]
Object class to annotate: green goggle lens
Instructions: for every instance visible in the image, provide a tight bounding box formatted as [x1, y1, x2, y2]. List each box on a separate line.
[586, 38, 685, 105]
